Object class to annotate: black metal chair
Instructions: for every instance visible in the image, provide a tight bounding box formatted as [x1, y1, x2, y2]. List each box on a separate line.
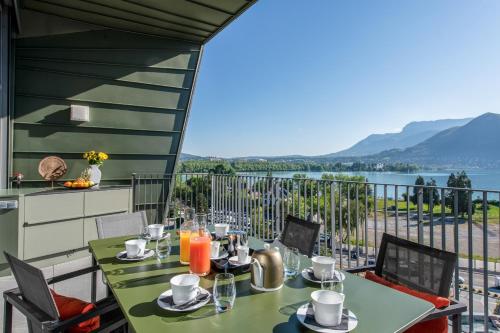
[95, 211, 148, 239]
[3, 252, 127, 333]
[345, 233, 467, 333]
[279, 215, 321, 258]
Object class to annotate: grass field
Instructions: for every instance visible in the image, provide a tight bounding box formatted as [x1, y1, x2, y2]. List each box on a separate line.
[375, 198, 500, 224]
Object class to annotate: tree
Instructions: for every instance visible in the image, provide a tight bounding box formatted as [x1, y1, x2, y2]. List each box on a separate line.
[209, 163, 235, 175]
[445, 171, 474, 217]
[411, 176, 425, 205]
[423, 178, 440, 206]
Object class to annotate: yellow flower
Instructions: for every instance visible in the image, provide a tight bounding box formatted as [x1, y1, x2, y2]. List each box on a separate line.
[98, 152, 108, 160]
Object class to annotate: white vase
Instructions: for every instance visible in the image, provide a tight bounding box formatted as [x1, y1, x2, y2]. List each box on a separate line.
[88, 164, 102, 186]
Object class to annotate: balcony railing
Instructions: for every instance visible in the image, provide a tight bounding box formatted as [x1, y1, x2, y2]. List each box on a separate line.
[132, 172, 500, 332]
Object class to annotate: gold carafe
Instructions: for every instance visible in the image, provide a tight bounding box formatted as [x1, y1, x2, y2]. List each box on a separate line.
[250, 244, 284, 291]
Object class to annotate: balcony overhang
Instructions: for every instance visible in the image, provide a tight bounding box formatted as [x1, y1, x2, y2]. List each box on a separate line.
[17, 0, 257, 43]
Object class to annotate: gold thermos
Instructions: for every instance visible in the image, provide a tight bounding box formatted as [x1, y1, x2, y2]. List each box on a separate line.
[250, 243, 284, 291]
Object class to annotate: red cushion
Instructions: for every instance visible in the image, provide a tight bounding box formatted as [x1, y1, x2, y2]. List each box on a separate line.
[50, 290, 100, 333]
[364, 272, 450, 333]
[364, 271, 397, 287]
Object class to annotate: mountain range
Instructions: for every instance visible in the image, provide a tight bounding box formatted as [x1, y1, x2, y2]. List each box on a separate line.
[181, 112, 500, 168]
[374, 113, 500, 167]
[326, 118, 472, 157]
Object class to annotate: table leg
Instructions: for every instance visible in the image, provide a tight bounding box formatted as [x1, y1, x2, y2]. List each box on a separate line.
[3, 299, 12, 333]
[451, 313, 461, 333]
[91, 256, 97, 303]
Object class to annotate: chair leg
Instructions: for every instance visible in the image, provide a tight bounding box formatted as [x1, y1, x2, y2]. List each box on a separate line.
[451, 313, 461, 333]
[3, 299, 13, 333]
[91, 257, 97, 303]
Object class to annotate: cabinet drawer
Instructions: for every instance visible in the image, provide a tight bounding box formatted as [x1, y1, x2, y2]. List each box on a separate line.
[83, 217, 99, 245]
[25, 193, 84, 224]
[84, 189, 130, 216]
[24, 219, 84, 260]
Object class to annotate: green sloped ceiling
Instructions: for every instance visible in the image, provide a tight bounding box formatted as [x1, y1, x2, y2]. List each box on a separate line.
[13, 28, 201, 184]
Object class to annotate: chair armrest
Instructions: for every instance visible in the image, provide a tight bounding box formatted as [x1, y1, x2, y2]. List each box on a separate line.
[420, 299, 467, 322]
[46, 265, 100, 285]
[45, 296, 121, 332]
[344, 265, 376, 274]
[3, 291, 56, 327]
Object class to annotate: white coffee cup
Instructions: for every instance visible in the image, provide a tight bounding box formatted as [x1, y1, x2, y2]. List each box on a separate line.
[214, 223, 230, 238]
[311, 290, 345, 326]
[312, 256, 336, 280]
[237, 245, 249, 263]
[147, 224, 164, 239]
[211, 241, 221, 258]
[125, 239, 147, 258]
[170, 274, 200, 305]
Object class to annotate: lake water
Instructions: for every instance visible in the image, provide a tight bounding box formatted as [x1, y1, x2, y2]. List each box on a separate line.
[241, 169, 500, 193]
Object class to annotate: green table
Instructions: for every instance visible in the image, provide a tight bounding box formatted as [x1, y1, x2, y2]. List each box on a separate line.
[89, 234, 434, 333]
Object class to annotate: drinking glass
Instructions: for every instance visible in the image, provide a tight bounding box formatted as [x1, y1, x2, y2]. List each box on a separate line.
[321, 269, 344, 293]
[196, 213, 208, 236]
[213, 273, 236, 313]
[184, 207, 196, 222]
[164, 217, 178, 230]
[156, 234, 171, 259]
[283, 247, 300, 278]
[140, 226, 151, 243]
[237, 230, 248, 248]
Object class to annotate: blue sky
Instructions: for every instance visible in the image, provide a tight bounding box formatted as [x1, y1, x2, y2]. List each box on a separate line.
[183, 0, 500, 157]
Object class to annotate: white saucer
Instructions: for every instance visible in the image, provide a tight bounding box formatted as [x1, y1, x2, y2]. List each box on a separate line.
[211, 251, 229, 260]
[150, 233, 170, 241]
[157, 288, 211, 312]
[301, 268, 346, 284]
[296, 303, 358, 332]
[116, 249, 155, 261]
[228, 255, 251, 266]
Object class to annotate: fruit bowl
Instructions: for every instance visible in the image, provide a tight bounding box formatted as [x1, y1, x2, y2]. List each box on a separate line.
[62, 179, 96, 189]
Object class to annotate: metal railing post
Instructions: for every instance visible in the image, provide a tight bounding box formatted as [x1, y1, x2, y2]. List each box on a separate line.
[417, 186, 424, 244]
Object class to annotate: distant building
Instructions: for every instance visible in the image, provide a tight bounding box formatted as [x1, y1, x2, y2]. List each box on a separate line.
[208, 156, 223, 161]
[375, 163, 384, 170]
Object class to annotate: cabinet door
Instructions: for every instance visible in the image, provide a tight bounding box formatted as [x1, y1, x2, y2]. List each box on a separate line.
[84, 189, 130, 216]
[25, 193, 84, 224]
[24, 219, 84, 260]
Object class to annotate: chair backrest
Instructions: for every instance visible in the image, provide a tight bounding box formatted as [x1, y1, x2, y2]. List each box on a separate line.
[4, 252, 59, 332]
[375, 233, 457, 297]
[280, 215, 321, 258]
[95, 211, 148, 239]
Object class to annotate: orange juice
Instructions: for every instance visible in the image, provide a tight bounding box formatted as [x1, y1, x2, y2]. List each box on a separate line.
[180, 230, 191, 264]
[189, 235, 211, 276]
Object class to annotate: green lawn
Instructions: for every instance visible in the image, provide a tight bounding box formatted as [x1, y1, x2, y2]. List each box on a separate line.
[375, 199, 500, 224]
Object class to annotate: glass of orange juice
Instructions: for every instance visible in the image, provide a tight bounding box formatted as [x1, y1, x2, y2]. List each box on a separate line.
[179, 208, 197, 265]
[189, 234, 211, 276]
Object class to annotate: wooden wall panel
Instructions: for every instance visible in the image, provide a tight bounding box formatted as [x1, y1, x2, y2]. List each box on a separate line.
[13, 25, 201, 184]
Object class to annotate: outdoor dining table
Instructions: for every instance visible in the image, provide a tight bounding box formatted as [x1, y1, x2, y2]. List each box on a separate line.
[88, 233, 435, 333]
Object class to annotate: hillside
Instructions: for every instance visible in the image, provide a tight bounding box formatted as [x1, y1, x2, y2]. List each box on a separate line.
[328, 118, 472, 157]
[180, 153, 205, 161]
[377, 113, 500, 167]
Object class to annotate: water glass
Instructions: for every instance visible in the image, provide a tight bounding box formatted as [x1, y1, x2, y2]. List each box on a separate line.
[237, 230, 248, 248]
[156, 234, 171, 259]
[164, 217, 178, 230]
[283, 247, 300, 278]
[184, 207, 196, 222]
[140, 226, 151, 243]
[213, 273, 236, 313]
[321, 270, 344, 293]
